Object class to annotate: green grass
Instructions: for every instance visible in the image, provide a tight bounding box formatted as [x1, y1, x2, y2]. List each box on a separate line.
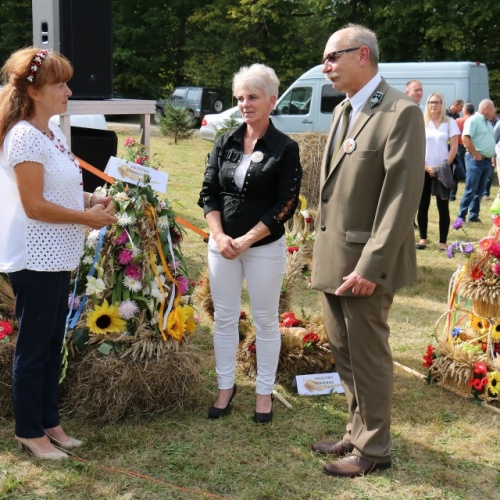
[1, 127, 499, 499]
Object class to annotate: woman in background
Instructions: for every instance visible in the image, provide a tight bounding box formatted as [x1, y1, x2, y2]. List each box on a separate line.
[199, 64, 302, 423]
[0, 47, 116, 459]
[417, 92, 459, 251]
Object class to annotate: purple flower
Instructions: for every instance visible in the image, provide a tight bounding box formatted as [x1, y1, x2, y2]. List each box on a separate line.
[118, 248, 134, 265]
[462, 243, 475, 255]
[452, 218, 464, 230]
[446, 243, 456, 258]
[124, 264, 142, 280]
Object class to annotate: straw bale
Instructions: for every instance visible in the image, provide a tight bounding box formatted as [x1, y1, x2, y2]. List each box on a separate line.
[289, 132, 327, 210]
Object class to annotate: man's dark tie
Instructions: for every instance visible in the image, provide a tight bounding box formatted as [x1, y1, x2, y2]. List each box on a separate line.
[331, 100, 352, 160]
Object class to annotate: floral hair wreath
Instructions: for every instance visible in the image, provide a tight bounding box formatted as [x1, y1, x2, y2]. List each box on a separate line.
[27, 49, 48, 83]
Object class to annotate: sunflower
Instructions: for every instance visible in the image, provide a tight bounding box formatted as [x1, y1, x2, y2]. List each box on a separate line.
[491, 321, 500, 341]
[468, 314, 489, 334]
[167, 306, 186, 341]
[487, 371, 500, 396]
[86, 299, 127, 335]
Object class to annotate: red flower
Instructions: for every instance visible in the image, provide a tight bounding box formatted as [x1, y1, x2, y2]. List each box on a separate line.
[136, 157, 143, 164]
[471, 267, 484, 280]
[287, 246, 299, 254]
[0, 320, 13, 336]
[282, 313, 300, 327]
[305, 217, 312, 224]
[303, 332, 319, 344]
[248, 343, 256, 353]
[240, 311, 247, 320]
[473, 361, 487, 376]
[493, 215, 500, 228]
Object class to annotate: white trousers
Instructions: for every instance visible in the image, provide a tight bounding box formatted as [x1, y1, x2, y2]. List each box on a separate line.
[208, 235, 286, 395]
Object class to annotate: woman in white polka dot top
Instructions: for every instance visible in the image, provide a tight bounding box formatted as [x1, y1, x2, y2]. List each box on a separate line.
[0, 47, 117, 460]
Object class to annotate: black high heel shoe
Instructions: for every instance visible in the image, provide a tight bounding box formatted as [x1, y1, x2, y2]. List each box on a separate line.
[253, 394, 274, 424]
[208, 384, 237, 419]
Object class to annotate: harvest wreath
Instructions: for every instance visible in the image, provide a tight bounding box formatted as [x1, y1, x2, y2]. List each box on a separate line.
[0, 139, 201, 422]
[424, 213, 500, 405]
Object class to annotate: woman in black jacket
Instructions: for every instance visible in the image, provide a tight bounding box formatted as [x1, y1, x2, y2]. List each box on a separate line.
[199, 63, 302, 423]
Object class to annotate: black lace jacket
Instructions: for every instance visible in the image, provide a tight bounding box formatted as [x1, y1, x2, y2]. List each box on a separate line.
[198, 121, 302, 247]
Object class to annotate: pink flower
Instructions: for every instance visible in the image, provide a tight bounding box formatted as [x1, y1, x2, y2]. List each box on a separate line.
[68, 293, 81, 310]
[115, 231, 129, 245]
[124, 137, 135, 146]
[479, 238, 493, 251]
[490, 243, 500, 259]
[124, 264, 142, 280]
[117, 248, 134, 265]
[176, 275, 189, 295]
[493, 263, 500, 277]
[136, 157, 143, 164]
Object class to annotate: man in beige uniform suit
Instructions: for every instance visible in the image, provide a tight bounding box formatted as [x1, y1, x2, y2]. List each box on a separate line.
[310, 24, 425, 477]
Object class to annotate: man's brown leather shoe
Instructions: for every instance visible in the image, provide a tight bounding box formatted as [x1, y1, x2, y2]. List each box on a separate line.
[323, 455, 391, 477]
[311, 439, 354, 457]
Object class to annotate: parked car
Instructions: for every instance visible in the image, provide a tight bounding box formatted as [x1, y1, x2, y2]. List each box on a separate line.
[199, 106, 243, 141]
[50, 114, 108, 130]
[155, 87, 226, 125]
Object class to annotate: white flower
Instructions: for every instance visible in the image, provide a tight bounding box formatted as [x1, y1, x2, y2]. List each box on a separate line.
[150, 275, 167, 298]
[114, 192, 129, 202]
[86, 277, 106, 298]
[123, 276, 142, 292]
[119, 299, 139, 319]
[82, 255, 94, 265]
[157, 215, 169, 229]
[117, 213, 136, 227]
[85, 229, 101, 249]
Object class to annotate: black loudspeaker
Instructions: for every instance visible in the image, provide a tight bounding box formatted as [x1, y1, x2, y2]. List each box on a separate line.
[70, 127, 118, 193]
[32, 0, 113, 99]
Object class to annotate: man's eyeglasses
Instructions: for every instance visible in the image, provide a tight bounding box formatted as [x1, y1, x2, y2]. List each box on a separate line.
[323, 47, 361, 64]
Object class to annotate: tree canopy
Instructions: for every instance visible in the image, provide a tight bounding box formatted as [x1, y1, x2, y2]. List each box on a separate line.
[0, 0, 499, 103]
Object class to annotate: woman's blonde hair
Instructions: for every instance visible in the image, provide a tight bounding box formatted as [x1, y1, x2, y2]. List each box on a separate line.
[424, 91, 448, 126]
[0, 47, 73, 144]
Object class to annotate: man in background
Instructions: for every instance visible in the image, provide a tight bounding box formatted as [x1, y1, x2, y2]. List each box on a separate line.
[446, 99, 464, 119]
[450, 103, 474, 201]
[405, 79, 424, 111]
[457, 99, 496, 223]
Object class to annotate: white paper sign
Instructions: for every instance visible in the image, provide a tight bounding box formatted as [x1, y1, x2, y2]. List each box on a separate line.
[295, 372, 344, 396]
[104, 156, 169, 193]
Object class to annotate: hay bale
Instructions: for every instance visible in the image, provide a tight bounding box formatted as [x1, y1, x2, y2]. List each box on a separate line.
[290, 132, 328, 210]
[237, 324, 334, 386]
[0, 335, 15, 417]
[61, 337, 201, 422]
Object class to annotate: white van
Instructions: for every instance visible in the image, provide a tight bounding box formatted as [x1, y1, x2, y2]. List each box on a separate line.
[271, 61, 490, 134]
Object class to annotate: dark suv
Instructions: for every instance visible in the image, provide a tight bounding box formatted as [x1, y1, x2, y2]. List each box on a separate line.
[154, 87, 225, 124]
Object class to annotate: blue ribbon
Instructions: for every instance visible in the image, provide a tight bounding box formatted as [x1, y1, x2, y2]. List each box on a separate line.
[68, 227, 107, 329]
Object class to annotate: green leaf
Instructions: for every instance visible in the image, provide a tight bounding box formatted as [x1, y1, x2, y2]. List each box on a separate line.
[97, 342, 114, 355]
[71, 328, 89, 351]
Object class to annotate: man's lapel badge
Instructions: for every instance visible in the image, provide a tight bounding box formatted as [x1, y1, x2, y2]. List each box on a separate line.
[369, 91, 385, 108]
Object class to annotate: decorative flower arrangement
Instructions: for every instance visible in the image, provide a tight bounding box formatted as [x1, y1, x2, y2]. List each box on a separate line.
[68, 140, 198, 356]
[237, 310, 334, 384]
